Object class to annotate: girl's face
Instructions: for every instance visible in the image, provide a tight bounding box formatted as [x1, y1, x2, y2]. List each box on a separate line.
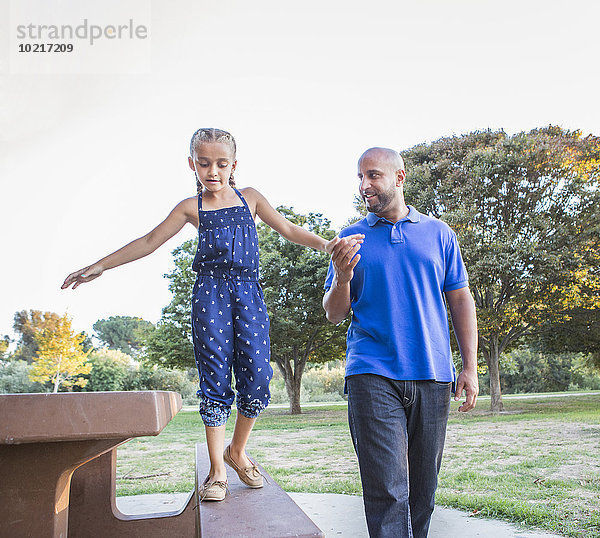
[188, 142, 236, 193]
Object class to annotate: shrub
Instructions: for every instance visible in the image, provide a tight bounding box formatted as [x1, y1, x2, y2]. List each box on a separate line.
[86, 349, 132, 392]
[0, 360, 45, 393]
[123, 364, 199, 404]
[302, 363, 346, 402]
[267, 375, 289, 404]
[475, 348, 600, 394]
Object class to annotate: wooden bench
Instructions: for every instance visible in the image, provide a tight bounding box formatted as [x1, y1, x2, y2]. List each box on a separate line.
[0, 391, 324, 537]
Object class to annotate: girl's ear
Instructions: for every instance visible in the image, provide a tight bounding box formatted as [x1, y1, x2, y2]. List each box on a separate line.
[231, 159, 237, 172]
[188, 156, 196, 172]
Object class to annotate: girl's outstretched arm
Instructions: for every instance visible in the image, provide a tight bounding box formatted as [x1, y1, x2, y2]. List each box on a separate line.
[62, 197, 198, 290]
[243, 187, 363, 254]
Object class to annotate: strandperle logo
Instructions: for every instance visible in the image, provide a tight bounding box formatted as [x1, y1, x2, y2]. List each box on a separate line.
[15, 19, 148, 45]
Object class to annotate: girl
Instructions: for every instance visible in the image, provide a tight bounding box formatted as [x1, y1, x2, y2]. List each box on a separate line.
[62, 128, 362, 501]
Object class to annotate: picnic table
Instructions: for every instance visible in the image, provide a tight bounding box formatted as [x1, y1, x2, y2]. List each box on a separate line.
[0, 391, 195, 537]
[0, 390, 323, 537]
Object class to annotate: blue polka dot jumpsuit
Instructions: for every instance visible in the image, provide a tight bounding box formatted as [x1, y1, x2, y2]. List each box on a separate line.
[191, 188, 272, 427]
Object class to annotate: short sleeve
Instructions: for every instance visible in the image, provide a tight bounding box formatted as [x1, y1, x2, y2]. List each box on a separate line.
[443, 232, 469, 292]
[324, 259, 335, 291]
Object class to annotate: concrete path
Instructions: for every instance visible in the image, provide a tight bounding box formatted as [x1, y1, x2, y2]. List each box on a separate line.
[289, 493, 562, 538]
[117, 492, 562, 537]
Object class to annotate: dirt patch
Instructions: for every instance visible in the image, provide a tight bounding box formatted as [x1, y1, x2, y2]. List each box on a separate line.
[248, 428, 358, 474]
[547, 462, 600, 482]
[444, 419, 600, 483]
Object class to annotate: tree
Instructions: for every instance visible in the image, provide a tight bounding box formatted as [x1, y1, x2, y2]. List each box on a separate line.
[93, 315, 154, 356]
[258, 208, 348, 414]
[142, 239, 196, 369]
[29, 312, 92, 392]
[532, 307, 600, 370]
[12, 310, 62, 363]
[0, 335, 9, 361]
[402, 127, 600, 411]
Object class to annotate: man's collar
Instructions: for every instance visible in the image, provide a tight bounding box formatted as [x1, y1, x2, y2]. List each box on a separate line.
[366, 212, 381, 226]
[366, 205, 421, 226]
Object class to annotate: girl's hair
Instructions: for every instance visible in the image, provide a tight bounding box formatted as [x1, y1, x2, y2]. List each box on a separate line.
[189, 128, 237, 193]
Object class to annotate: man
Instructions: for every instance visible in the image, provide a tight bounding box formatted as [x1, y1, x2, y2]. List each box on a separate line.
[323, 147, 479, 538]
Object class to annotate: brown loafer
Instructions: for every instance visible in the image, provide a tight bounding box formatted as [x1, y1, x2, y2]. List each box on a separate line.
[223, 445, 264, 488]
[199, 475, 228, 501]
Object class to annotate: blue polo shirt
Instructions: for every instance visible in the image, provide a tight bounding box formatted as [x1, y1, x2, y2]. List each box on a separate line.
[324, 206, 468, 382]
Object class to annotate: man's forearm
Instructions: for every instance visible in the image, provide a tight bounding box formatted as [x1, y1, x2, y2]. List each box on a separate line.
[323, 278, 352, 324]
[446, 288, 478, 370]
[456, 314, 477, 371]
[446, 287, 479, 411]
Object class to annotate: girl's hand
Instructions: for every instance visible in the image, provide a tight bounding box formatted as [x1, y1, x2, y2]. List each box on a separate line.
[61, 264, 104, 290]
[325, 234, 364, 255]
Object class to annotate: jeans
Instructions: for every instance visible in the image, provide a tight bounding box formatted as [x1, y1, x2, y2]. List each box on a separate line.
[346, 374, 452, 538]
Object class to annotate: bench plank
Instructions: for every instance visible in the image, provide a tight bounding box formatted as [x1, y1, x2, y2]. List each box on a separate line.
[196, 443, 324, 538]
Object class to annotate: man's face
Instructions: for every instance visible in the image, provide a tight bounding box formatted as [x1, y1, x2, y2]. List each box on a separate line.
[357, 151, 402, 214]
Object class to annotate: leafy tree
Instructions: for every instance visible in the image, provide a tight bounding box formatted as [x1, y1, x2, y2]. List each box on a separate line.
[29, 312, 92, 392]
[532, 307, 600, 370]
[345, 195, 366, 226]
[80, 332, 95, 354]
[93, 315, 154, 356]
[142, 239, 196, 369]
[258, 207, 348, 414]
[12, 310, 62, 363]
[403, 127, 600, 411]
[0, 336, 10, 360]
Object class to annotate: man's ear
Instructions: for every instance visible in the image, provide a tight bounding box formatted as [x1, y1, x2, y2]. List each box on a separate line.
[396, 169, 406, 186]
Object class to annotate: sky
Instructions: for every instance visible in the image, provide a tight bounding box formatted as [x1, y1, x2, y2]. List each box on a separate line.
[1, 0, 599, 342]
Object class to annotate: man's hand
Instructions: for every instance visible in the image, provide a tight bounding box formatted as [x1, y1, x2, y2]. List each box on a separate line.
[454, 368, 479, 412]
[330, 235, 362, 285]
[322, 235, 363, 324]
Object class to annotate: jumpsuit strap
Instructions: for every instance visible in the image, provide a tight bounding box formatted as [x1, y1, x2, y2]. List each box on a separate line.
[197, 190, 203, 211]
[233, 188, 251, 211]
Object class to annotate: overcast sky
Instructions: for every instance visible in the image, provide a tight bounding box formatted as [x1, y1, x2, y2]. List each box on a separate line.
[1, 0, 599, 341]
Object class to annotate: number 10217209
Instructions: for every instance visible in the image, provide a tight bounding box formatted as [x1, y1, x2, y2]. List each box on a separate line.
[18, 43, 74, 53]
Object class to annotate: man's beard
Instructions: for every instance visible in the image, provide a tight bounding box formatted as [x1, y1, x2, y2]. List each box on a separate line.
[364, 187, 395, 214]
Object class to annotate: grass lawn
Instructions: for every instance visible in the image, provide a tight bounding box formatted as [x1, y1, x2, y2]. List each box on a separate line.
[116, 392, 600, 537]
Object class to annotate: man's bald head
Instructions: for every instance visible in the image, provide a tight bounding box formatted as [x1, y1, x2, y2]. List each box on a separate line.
[357, 147, 407, 217]
[358, 147, 405, 173]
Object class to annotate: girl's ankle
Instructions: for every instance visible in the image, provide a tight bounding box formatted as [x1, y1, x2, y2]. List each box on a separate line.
[209, 469, 227, 482]
[228, 444, 246, 459]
